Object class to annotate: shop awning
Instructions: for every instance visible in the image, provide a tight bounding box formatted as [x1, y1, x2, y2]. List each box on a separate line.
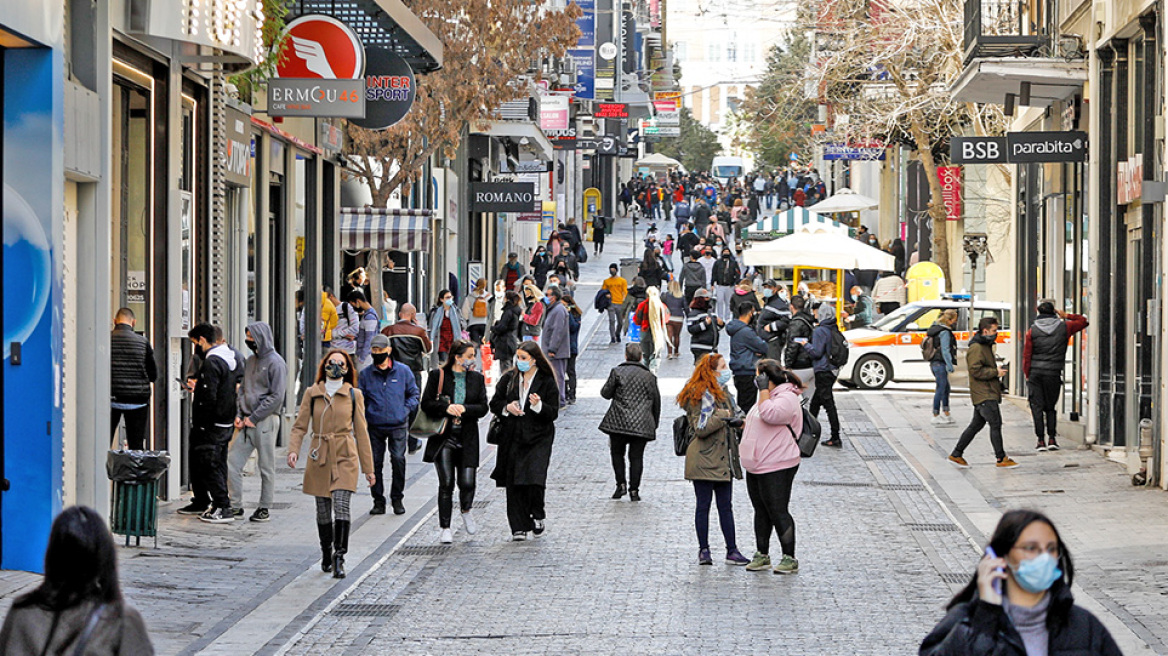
[747, 207, 848, 235]
[340, 208, 433, 252]
[288, 0, 444, 72]
[477, 121, 554, 160]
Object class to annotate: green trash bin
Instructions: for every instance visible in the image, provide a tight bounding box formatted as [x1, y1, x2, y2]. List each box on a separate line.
[107, 450, 170, 547]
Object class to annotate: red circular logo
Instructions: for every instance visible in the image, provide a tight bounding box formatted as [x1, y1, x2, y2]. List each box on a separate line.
[276, 15, 365, 80]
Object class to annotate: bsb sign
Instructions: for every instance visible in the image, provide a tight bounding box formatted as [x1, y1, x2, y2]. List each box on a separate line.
[951, 132, 1088, 164]
[470, 182, 538, 213]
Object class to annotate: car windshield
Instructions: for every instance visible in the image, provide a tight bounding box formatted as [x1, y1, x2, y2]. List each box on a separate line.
[713, 165, 743, 178]
[869, 305, 919, 331]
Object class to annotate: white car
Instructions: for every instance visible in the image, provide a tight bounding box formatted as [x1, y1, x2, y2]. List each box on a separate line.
[838, 300, 1012, 389]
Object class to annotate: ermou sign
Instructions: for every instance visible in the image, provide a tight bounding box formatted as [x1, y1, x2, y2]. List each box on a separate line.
[470, 182, 538, 213]
[951, 132, 1087, 164]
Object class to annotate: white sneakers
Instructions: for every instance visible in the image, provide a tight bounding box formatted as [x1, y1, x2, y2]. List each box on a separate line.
[461, 510, 478, 535]
[932, 414, 956, 425]
[439, 528, 453, 544]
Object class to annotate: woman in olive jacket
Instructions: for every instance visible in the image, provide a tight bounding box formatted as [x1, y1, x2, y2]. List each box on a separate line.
[677, 352, 748, 566]
[420, 341, 490, 544]
[489, 341, 561, 541]
[599, 343, 662, 501]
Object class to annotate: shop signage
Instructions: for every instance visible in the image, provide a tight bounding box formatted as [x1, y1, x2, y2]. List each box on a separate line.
[654, 91, 681, 103]
[656, 109, 680, 126]
[653, 99, 677, 112]
[351, 47, 416, 129]
[822, 143, 886, 161]
[539, 95, 570, 131]
[268, 79, 366, 118]
[622, 10, 637, 74]
[596, 135, 621, 155]
[320, 121, 344, 155]
[950, 136, 1007, 164]
[598, 42, 618, 60]
[1006, 131, 1087, 163]
[938, 166, 962, 221]
[516, 212, 543, 222]
[1117, 156, 1143, 205]
[276, 15, 365, 80]
[595, 102, 629, 119]
[574, 0, 596, 48]
[223, 107, 252, 186]
[505, 160, 552, 173]
[470, 182, 538, 212]
[568, 49, 595, 99]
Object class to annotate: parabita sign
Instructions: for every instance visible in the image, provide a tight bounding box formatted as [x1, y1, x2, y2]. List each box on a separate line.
[470, 183, 538, 213]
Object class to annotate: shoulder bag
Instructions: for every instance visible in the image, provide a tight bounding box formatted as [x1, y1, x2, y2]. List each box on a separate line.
[409, 369, 448, 441]
[672, 414, 693, 456]
[486, 371, 519, 445]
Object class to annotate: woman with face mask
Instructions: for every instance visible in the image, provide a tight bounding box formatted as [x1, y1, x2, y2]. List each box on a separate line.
[287, 350, 375, 579]
[427, 289, 464, 369]
[419, 341, 489, 544]
[921, 510, 1121, 655]
[489, 342, 561, 541]
[677, 353, 748, 566]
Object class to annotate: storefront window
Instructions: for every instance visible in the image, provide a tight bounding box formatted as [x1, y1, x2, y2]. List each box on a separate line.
[111, 79, 152, 335]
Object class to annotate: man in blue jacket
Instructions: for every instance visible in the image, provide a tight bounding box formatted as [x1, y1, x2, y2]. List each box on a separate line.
[727, 303, 768, 412]
[806, 303, 843, 447]
[360, 334, 420, 515]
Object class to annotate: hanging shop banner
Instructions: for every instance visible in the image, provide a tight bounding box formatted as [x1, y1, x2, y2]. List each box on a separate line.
[351, 47, 415, 129]
[595, 0, 616, 99]
[222, 106, 252, 186]
[622, 9, 637, 74]
[470, 182, 538, 212]
[822, 143, 886, 161]
[938, 166, 962, 221]
[268, 79, 366, 118]
[595, 102, 629, 119]
[568, 49, 595, 100]
[276, 15, 365, 80]
[574, 0, 596, 47]
[540, 94, 570, 131]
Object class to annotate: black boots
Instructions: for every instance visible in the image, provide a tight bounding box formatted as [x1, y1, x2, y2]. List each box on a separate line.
[612, 483, 627, 499]
[332, 520, 351, 579]
[317, 523, 333, 573]
[629, 489, 641, 501]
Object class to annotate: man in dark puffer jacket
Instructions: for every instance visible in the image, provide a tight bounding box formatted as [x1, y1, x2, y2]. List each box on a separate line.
[110, 307, 157, 450]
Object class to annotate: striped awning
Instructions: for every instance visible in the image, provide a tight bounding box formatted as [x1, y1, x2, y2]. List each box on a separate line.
[748, 207, 849, 236]
[340, 207, 433, 252]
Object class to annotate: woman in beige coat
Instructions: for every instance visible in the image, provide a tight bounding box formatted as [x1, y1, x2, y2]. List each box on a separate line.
[288, 349, 375, 579]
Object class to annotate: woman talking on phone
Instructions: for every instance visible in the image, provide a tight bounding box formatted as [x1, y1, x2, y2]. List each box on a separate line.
[489, 341, 560, 541]
[920, 509, 1121, 655]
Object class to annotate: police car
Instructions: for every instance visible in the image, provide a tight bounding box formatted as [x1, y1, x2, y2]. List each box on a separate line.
[837, 299, 1012, 389]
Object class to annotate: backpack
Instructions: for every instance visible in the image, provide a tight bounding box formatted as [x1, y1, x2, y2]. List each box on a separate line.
[787, 401, 821, 457]
[828, 327, 850, 367]
[921, 332, 939, 361]
[472, 295, 488, 318]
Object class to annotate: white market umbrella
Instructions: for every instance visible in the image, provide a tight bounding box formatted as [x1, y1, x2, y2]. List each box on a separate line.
[748, 207, 848, 235]
[807, 188, 879, 214]
[635, 152, 683, 168]
[743, 230, 896, 270]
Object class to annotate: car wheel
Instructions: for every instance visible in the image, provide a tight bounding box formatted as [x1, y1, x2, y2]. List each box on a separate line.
[854, 355, 891, 390]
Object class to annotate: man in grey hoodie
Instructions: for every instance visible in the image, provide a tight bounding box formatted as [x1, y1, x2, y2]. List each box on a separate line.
[227, 322, 288, 523]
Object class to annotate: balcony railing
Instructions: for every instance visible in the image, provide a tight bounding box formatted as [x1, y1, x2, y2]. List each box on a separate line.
[963, 0, 1050, 64]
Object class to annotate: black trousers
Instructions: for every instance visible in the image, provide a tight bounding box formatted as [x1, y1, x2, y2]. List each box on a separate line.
[733, 374, 758, 414]
[746, 467, 799, 557]
[111, 404, 150, 450]
[954, 400, 1006, 460]
[435, 443, 476, 528]
[809, 371, 841, 439]
[609, 435, 648, 489]
[1027, 373, 1062, 439]
[566, 354, 578, 401]
[468, 324, 487, 344]
[505, 484, 545, 533]
[190, 425, 233, 509]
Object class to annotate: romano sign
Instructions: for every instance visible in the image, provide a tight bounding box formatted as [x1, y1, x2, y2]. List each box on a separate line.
[470, 182, 538, 213]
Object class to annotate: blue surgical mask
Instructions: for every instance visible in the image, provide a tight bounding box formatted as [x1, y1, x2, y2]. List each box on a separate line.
[779, 291, 789, 301]
[1013, 552, 1063, 593]
[762, 288, 774, 299]
[717, 369, 732, 385]
[516, 359, 533, 372]
[443, 298, 453, 307]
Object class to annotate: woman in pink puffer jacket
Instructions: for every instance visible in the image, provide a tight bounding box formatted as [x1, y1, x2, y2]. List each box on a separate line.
[738, 359, 804, 574]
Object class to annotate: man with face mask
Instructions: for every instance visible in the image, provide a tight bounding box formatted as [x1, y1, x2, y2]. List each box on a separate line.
[712, 248, 741, 322]
[530, 247, 552, 288]
[757, 281, 791, 361]
[227, 322, 288, 522]
[359, 335, 420, 515]
[844, 285, 874, 329]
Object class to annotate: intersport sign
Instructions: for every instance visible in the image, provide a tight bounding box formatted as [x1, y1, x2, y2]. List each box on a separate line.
[470, 182, 538, 212]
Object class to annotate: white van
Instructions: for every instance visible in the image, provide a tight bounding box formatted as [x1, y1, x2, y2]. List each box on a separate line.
[710, 156, 745, 185]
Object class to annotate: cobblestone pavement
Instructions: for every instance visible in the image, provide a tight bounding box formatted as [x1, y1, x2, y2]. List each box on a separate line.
[2, 215, 1163, 654]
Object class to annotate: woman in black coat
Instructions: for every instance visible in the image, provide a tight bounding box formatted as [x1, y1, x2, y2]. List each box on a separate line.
[598, 343, 661, 501]
[421, 341, 490, 544]
[490, 290, 523, 371]
[920, 509, 1120, 656]
[489, 341, 561, 541]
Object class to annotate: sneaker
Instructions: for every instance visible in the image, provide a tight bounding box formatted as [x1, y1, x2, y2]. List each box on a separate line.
[1047, 438, 1061, 451]
[511, 531, 527, 541]
[532, 519, 545, 536]
[177, 502, 208, 515]
[698, 548, 713, 565]
[821, 438, 843, 448]
[996, 457, 1020, 468]
[773, 555, 800, 574]
[948, 455, 970, 468]
[231, 507, 245, 518]
[931, 415, 944, 426]
[370, 503, 386, 516]
[392, 500, 406, 515]
[199, 507, 235, 524]
[440, 528, 454, 544]
[943, 414, 957, 424]
[725, 548, 750, 566]
[1035, 439, 1048, 452]
[461, 511, 478, 535]
[745, 552, 772, 571]
[249, 508, 270, 523]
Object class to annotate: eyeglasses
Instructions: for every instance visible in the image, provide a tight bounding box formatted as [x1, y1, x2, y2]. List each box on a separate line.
[1012, 544, 1060, 558]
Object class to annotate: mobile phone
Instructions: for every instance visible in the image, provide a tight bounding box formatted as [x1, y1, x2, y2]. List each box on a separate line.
[795, 337, 808, 344]
[985, 546, 1003, 595]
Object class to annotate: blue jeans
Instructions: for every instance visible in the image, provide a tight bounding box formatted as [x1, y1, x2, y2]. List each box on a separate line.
[693, 480, 736, 551]
[931, 361, 951, 414]
[370, 425, 409, 505]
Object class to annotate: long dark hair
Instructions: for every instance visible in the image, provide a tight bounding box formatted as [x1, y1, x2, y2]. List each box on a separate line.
[756, 359, 803, 389]
[315, 349, 358, 387]
[515, 340, 556, 379]
[504, 290, 521, 308]
[15, 506, 123, 611]
[949, 510, 1074, 618]
[562, 294, 582, 319]
[442, 340, 477, 373]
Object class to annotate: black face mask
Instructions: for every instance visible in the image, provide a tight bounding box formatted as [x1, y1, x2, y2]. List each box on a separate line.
[245, 339, 258, 353]
[372, 352, 391, 366]
[194, 344, 206, 358]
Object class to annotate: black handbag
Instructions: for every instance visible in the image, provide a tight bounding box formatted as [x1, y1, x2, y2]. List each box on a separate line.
[409, 369, 448, 440]
[487, 372, 519, 445]
[673, 414, 693, 456]
[787, 401, 821, 458]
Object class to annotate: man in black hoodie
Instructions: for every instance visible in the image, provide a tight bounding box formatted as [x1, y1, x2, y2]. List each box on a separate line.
[783, 295, 817, 401]
[757, 280, 791, 361]
[180, 323, 243, 523]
